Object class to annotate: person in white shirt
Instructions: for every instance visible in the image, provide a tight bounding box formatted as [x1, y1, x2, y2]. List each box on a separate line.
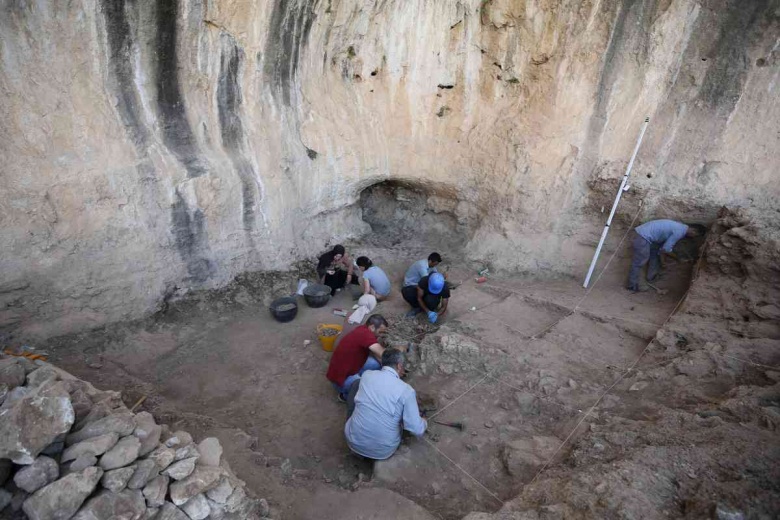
[344, 349, 427, 460]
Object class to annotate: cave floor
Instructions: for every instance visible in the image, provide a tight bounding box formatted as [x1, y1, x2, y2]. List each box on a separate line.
[46, 244, 693, 519]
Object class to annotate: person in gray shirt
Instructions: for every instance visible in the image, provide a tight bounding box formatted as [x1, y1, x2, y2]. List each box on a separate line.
[344, 349, 427, 460]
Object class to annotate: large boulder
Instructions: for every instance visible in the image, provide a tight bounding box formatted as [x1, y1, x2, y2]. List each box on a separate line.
[169, 466, 223, 506]
[22, 466, 103, 520]
[72, 489, 146, 520]
[62, 433, 120, 463]
[13, 456, 60, 493]
[197, 438, 222, 467]
[0, 380, 75, 464]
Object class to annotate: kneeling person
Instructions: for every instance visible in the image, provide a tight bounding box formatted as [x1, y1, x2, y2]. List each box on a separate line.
[345, 348, 427, 460]
[403, 272, 449, 323]
[356, 256, 391, 301]
[326, 314, 388, 401]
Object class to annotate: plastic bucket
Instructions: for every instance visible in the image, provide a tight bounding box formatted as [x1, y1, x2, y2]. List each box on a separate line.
[317, 324, 343, 352]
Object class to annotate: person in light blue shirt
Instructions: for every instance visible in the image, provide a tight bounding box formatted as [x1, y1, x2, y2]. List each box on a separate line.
[628, 219, 706, 292]
[345, 349, 427, 460]
[356, 256, 392, 300]
[403, 253, 442, 288]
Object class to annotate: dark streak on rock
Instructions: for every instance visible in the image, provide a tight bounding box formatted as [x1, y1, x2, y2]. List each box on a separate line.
[264, 0, 318, 105]
[100, 0, 150, 148]
[171, 190, 215, 283]
[218, 33, 260, 232]
[155, 0, 209, 178]
[698, 0, 772, 115]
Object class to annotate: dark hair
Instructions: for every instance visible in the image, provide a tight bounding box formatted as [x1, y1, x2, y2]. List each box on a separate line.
[356, 256, 373, 269]
[317, 244, 346, 272]
[366, 314, 388, 329]
[686, 224, 707, 236]
[428, 252, 442, 263]
[381, 348, 405, 368]
[332, 244, 345, 256]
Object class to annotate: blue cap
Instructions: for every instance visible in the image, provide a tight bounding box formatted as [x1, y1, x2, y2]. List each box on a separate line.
[428, 273, 445, 295]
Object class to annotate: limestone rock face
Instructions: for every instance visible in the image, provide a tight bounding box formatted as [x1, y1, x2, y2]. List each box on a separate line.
[0, 0, 777, 341]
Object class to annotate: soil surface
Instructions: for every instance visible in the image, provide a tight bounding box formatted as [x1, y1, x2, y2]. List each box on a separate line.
[37, 233, 772, 519]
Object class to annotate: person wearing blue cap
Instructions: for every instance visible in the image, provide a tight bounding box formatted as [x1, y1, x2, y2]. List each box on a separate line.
[403, 272, 450, 322]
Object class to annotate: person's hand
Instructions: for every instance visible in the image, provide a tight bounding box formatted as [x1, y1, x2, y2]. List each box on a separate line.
[427, 311, 438, 323]
[346, 274, 352, 283]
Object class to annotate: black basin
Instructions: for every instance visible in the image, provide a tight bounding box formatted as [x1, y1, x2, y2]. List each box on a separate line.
[303, 284, 331, 308]
[270, 296, 298, 323]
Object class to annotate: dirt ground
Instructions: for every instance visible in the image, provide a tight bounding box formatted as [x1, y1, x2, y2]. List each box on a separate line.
[32, 216, 780, 520]
[34, 229, 712, 520]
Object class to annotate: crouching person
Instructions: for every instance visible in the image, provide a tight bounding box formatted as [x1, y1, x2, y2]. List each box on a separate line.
[326, 314, 388, 402]
[345, 348, 427, 460]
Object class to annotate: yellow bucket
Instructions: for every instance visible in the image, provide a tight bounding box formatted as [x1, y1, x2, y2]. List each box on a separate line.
[317, 324, 343, 352]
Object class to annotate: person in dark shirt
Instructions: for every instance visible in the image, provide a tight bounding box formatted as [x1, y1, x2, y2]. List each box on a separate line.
[316, 244, 358, 296]
[326, 314, 388, 401]
[402, 273, 450, 323]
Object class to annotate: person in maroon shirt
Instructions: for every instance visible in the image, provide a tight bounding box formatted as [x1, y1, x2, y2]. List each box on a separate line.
[327, 314, 388, 401]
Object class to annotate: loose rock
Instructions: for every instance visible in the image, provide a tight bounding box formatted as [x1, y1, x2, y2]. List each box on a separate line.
[68, 453, 98, 473]
[157, 502, 190, 520]
[205, 478, 234, 504]
[72, 489, 146, 520]
[146, 445, 176, 472]
[99, 435, 141, 470]
[169, 466, 222, 505]
[133, 412, 162, 457]
[0, 488, 11, 511]
[13, 456, 59, 493]
[0, 359, 26, 390]
[22, 466, 103, 520]
[62, 432, 119, 462]
[127, 459, 158, 490]
[174, 444, 200, 462]
[165, 431, 193, 448]
[181, 493, 210, 520]
[101, 465, 136, 493]
[162, 457, 198, 481]
[67, 414, 135, 446]
[143, 475, 169, 508]
[197, 437, 222, 467]
[25, 367, 60, 388]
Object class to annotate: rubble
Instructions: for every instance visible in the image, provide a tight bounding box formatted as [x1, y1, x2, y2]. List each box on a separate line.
[0, 358, 267, 519]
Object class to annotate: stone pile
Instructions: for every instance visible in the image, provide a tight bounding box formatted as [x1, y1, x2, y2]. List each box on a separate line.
[0, 355, 267, 520]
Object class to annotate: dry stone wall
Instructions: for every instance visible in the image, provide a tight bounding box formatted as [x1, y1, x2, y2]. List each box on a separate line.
[0, 356, 266, 520]
[1, 0, 778, 339]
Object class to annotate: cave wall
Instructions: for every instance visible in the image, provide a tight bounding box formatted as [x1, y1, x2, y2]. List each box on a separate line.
[1, 0, 778, 338]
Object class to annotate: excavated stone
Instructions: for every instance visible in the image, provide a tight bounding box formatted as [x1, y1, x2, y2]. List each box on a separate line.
[73, 402, 114, 432]
[22, 466, 103, 520]
[169, 466, 223, 506]
[127, 459, 159, 490]
[205, 478, 234, 504]
[0, 359, 25, 390]
[143, 475, 169, 508]
[197, 438, 222, 467]
[174, 444, 200, 462]
[101, 465, 137, 493]
[146, 445, 176, 472]
[99, 435, 141, 470]
[69, 389, 94, 423]
[0, 386, 29, 412]
[0, 380, 74, 464]
[0, 383, 8, 406]
[133, 412, 162, 457]
[25, 367, 61, 387]
[67, 414, 135, 446]
[68, 453, 98, 473]
[14, 456, 60, 493]
[162, 457, 198, 481]
[165, 431, 193, 448]
[156, 502, 190, 520]
[40, 439, 65, 458]
[72, 489, 146, 520]
[0, 488, 11, 511]
[500, 436, 562, 477]
[143, 507, 159, 519]
[63, 432, 120, 462]
[181, 494, 210, 520]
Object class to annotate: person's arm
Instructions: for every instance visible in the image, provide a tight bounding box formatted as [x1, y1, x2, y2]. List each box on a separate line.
[416, 286, 431, 313]
[344, 254, 354, 281]
[368, 342, 384, 361]
[401, 388, 427, 437]
[363, 277, 371, 295]
[438, 298, 449, 317]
